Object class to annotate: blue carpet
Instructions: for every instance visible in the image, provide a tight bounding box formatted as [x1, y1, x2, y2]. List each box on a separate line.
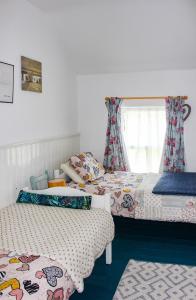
[71, 217, 196, 300]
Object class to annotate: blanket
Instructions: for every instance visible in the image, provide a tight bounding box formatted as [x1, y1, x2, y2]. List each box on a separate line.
[152, 172, 196, 196]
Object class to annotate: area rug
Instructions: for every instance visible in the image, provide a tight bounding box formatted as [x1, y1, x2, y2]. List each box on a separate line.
[113, 259, 196, 300]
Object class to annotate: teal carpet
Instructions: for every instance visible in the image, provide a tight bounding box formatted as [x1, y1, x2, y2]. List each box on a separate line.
[72, 217, 196, 300]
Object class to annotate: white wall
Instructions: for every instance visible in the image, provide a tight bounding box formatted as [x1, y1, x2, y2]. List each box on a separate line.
[0, 0, 78, 146]
[78, 70, 196, 171]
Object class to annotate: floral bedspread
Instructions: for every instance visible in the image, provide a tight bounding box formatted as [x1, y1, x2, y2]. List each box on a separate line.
[0, 250, 74, 300]
[69, 172, 196, 223]
[69, 172, 145, 218]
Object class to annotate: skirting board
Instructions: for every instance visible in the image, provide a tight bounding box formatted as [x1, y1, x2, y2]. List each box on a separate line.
[0, 134, 80, 209]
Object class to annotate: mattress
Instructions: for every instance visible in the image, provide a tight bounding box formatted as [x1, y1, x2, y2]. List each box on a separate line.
[69, 172, 196, 223]
[0, 203, 114, 299]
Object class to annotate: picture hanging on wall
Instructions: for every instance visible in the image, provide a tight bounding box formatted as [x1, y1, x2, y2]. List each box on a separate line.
[21, 56, 42, 93]
[0, 61, 14, 104]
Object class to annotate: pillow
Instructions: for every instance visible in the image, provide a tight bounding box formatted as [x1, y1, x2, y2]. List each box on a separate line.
[22, 187, 111, 212]
[17, 190, 92, 210]
[61, 162, 85, 184]
[30, 170, 49, 190]
[69, 152, 105, 182]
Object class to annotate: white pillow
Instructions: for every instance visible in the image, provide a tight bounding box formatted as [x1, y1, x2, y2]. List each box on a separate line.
[61, 162, 85, 184]
[22, 186, 111, 212]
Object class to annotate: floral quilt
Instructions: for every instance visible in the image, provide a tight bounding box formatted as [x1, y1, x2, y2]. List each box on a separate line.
[0, 250, 74, 300]
[69, 172, 145, 218]
[69, 172, 196, 223]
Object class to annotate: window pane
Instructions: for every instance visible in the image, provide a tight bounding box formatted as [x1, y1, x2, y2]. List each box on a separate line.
[122, 106, 166, 173]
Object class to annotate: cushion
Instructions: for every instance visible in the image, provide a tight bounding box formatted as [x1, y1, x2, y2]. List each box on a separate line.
[17, 190, 92, 210]
[152, 172, 196, 196]
[61, 162, 85, 184]
[69, 152, 105, 182]
[30, 170, 49, 190]
[23, 187, 111, 212]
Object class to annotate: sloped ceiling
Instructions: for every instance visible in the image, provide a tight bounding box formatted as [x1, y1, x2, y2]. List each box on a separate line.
[27, 0, 196, 74]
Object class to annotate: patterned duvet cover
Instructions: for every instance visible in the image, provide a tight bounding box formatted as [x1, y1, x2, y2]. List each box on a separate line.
[69, 172, 196, 223]
[69, 172, 143, 218]
[0, 251, 74, 300]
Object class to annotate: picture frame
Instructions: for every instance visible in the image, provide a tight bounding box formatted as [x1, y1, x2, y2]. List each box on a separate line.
[0, 61, 14, 104]
[21, 56, 42, 93]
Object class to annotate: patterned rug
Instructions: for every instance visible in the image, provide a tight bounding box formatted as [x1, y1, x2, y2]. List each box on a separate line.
[113, 260, 196, 300]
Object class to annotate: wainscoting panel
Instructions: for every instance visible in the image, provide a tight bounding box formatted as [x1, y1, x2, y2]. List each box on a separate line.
[0, 134, 80, 209]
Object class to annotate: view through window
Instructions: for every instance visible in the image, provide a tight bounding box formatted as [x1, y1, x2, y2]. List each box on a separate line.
[122, 106, 166, 173]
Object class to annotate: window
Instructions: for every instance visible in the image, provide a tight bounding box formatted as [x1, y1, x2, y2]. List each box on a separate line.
[121, 106, 166, 173]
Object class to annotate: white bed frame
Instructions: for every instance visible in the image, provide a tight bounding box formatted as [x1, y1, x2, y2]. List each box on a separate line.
[106, 242, 112, 264]
[78, 185, 112, 264]
[104, 196, 112, 265]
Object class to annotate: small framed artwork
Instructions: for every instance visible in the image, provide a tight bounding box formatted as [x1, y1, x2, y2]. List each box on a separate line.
[0, 61, 14, 104]
[21, 56, 42, 93]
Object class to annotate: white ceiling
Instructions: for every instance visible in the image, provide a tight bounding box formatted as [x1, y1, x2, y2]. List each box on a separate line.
[28, 0, 112, 11]
[28, 0, 196, 74]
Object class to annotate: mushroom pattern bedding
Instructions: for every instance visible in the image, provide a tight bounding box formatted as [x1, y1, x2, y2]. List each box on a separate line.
[0, 203, 114, 299]
[69, 172, 196, 223]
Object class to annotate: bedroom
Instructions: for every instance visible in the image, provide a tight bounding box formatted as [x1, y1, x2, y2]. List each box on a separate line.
[0, 0, 196, 299]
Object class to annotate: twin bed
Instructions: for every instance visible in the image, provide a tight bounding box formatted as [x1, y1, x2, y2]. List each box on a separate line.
[0, 187, 114, 300]
[69, 171, 196, 224]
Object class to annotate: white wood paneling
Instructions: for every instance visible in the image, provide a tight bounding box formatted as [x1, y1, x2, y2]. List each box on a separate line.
[0, 134, 80, 209]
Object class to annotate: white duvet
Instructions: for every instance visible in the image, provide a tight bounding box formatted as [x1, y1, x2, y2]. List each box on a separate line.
[0, 191, 114, 292]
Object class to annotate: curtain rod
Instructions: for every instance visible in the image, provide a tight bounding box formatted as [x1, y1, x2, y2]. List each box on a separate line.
[105, 96, 188, 101]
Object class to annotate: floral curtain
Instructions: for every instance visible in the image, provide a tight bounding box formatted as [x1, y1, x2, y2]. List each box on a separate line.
[103, 97, 128, 172]
[163, 96, 185, 172]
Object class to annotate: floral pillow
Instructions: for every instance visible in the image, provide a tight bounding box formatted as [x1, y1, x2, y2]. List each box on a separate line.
[69, 152, 105, 182]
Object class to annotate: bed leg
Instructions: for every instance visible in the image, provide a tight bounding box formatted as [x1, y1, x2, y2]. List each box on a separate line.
[106, 242, 112, 264]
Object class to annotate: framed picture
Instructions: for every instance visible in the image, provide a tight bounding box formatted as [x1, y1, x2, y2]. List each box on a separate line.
[0, 61, 14, 104]
[21, 56, 42, 93]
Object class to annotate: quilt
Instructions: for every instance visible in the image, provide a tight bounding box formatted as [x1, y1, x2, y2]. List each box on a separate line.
[0, 250, 74, 300]
[69, 172, 196, 223]
[69, 172, 145, 218]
